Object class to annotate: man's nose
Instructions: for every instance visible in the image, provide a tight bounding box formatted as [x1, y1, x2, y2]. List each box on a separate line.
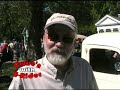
[55, 37, 64, 48]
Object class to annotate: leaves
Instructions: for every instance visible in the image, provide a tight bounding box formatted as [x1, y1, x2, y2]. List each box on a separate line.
[0, 1, 120, 41]
[0, 1, 31, 41]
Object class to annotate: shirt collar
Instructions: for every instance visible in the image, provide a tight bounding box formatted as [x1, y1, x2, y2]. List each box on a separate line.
[42, 55, 75, 77]
[42, 55, 57, 74]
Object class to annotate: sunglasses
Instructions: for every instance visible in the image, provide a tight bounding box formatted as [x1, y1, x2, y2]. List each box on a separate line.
[47, 32, 75, 44]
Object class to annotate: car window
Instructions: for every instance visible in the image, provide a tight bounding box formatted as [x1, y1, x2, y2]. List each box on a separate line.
[90, 49, 120, 74]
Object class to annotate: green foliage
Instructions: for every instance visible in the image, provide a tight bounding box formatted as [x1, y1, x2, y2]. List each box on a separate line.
[45, 1, 120, 35]
[0, 1, 120, 40]
[0, 1, 31, 41]
[0, 62, 17, 76]
[0, 62, 14, 89]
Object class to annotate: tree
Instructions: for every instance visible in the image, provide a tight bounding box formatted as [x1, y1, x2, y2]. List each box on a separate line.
[0, 1, 120, 59]
[28, 1, 44, 59]
[0, 1, 31, 41]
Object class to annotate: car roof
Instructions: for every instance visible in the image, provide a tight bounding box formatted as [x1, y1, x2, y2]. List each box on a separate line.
[82, 32, 120, 49]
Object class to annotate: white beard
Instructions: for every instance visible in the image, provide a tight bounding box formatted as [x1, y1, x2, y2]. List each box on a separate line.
[47, 52, 68, 66]
[44, 46, 73, 66]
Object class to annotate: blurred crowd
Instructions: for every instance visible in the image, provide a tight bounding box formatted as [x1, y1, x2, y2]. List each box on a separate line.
[0, 39, 27, 67]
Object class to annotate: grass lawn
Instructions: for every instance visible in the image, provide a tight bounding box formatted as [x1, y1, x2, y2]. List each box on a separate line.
[0, 62, 17, 89]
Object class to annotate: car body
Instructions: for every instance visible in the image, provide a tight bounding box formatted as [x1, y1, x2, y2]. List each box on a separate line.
[81, 32, 120, 89]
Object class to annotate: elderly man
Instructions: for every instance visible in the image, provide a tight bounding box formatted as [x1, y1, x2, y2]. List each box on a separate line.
[9, 13, 98, 89]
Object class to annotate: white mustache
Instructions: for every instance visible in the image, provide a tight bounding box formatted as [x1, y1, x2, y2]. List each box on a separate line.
[51, 46, 66, 54]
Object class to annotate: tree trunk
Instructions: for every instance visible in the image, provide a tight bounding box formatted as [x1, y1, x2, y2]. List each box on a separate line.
[28, 1, 44, 60]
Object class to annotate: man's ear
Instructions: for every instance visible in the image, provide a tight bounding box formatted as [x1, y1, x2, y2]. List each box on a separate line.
[73, 39, 77, 47]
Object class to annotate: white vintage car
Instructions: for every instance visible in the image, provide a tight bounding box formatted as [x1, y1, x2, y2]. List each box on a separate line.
[81, 32, 120, 89]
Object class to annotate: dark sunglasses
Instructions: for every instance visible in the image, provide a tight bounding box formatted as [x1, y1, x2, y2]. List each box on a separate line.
[47, 32, 74, 44]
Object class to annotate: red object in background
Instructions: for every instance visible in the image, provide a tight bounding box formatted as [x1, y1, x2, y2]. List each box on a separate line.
[0, 43, 8, 53]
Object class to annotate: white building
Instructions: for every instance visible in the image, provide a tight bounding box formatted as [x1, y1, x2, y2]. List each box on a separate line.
[95, 14, 120, 33]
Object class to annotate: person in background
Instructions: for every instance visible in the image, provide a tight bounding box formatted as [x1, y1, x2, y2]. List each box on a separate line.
[13, 40, 20, 61]
[0, 40, 8, 66]
[8, 42, 14, 62]
[9, 13, 98, 89]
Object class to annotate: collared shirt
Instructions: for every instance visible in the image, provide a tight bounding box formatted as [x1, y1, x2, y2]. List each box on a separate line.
[9, 55, 98, 89]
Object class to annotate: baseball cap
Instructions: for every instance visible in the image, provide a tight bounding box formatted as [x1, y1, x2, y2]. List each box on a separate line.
[44, 13, 78, 33]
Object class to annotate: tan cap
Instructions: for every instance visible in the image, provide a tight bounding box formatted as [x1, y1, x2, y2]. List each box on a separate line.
[44, 13, 78, 32]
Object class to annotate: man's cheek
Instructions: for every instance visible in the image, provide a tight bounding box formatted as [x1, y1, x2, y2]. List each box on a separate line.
[47, 43, 55, 50]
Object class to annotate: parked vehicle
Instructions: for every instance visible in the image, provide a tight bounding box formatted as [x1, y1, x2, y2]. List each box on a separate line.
[81, 32, 120, 89]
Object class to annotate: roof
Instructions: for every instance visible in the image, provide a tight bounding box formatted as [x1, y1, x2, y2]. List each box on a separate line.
[82, 32, 120, 49]
[112, 16, 120, 21]
[95, 14, 120, 26]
